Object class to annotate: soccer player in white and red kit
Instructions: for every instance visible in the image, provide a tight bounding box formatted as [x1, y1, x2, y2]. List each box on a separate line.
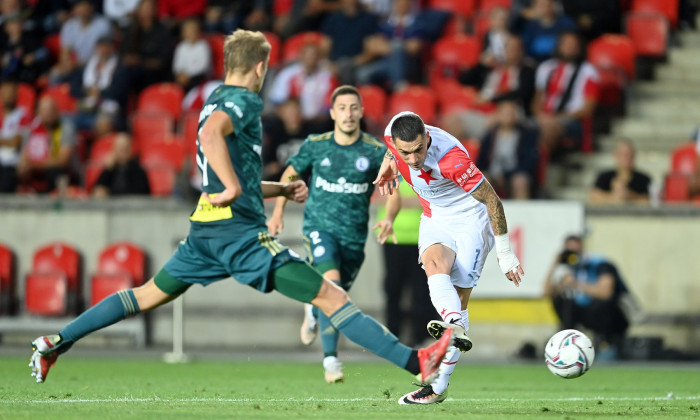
[374, 112, 524, 405]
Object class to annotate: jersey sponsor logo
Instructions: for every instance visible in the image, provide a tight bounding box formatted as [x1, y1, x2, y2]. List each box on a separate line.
[321, 157, 331, 167]
[456, 163, 478, 187]
[199, 103, 218, 122]
[355, 156, 370, 172]
[253, 144, 262, 155]
[315, 175, 369, 194]
[313, 245, 326, 258]
[410, 183, 453, 198]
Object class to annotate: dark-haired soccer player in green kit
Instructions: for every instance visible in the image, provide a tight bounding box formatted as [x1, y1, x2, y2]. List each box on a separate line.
[28, 29, 452, 388]
[267, 85, 392, 384]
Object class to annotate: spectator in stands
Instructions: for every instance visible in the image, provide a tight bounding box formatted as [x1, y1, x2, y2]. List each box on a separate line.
[172, 19, 211, 93]
[476, 100, 538, 199]
[320, 0, 380, 84]
[0, 12, 49, 84]
[518, 0, 575, 63]
[544, 235, 630, 360]
[121, 0, 174, 91]
[0, 79, 31, 193]
[589, 139, 651, 205]
[532, 31, 599, 151]
[268, 42, 337, 121]
[25, 0, 72, 35]
[261, 98, 323, 181]
[48, 46, 76, 86]
[444, 36, 535, 140]
[59, 0, 112, 66]
[278, 0, 340, 38]
[479, 6, 511, 71]
[93, 132, 150, 197]
[17, 96, 78, 192]
[103, 0, 140, 27]
[561, 0, 621, 41]
[354, 0, 425, 90]
[70, 35, 128, 132]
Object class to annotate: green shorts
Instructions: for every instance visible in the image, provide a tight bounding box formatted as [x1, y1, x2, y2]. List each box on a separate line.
[303, 230, 365, 291]
[155, 229, 324, 303]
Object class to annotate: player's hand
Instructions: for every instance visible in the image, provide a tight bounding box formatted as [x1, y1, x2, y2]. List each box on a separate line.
[204, 187, 241, 207]
[497, 253, 525, 287]
[373, 158, 399, 195]
[282, 180, 308, 203]
[267, 215, 284, 237]
[373, 219, 397, 245]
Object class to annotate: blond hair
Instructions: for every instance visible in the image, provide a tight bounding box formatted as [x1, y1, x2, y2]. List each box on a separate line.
[223, 29, 271, 76]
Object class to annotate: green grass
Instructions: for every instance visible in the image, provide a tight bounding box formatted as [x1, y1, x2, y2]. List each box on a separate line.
[1, 356, 699, 419]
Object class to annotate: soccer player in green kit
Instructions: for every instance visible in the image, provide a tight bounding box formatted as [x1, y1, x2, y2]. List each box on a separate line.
[29, 30, 453, 388]
[267, 85, 389, 383]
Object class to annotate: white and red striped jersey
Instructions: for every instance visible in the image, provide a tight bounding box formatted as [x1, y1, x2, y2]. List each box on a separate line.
[384, 113, 487, 219]
[535, 59, 599, 114]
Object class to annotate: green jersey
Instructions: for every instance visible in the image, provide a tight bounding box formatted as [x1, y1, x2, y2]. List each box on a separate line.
[288, 131, 386, 250]
[189, 85, 266, 237]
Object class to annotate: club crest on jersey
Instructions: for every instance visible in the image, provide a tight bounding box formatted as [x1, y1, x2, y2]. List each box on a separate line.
[355, 156, 370, 171]
[313, 246, 326, 258]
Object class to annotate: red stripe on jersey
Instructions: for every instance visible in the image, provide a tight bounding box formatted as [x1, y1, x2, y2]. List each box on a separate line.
[417, 194, 431, 218]
[544, 63, 566, 113]
[438, 147, 484, 193]
[383, 135, 413, 185]
[583, 77, 599, 100]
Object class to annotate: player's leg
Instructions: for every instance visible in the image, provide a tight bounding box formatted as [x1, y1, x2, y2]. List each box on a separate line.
[272, 261, 453, 384]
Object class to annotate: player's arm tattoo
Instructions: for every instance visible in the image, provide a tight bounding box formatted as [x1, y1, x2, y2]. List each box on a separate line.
[384, 149, 394, 160]
[471, 180, 508, 236]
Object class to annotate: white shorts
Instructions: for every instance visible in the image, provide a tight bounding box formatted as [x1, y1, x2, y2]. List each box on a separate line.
[418, 211, 494, 289]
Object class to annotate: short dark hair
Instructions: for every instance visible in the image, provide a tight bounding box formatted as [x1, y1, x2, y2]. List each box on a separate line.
[564, 235, 583, 243]
[391, 113, 426, 142]
[331, 85, 361, 106]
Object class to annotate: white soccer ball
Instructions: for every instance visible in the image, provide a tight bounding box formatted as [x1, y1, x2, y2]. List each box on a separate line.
[544, 329, 595, 379]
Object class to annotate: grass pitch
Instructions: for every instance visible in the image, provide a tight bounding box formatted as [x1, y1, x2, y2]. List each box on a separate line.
[1, 355, 699, 419]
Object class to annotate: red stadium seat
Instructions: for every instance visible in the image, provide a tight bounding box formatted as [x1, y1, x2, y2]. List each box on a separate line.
[442, 16, 466, 36]
[595, 67, 627, 107]
[282, 31, 325, 63]
[478, 0, 512, 13]
[433, 34, 481, 70]
[137, 83, 185, 120]
[626, 12, 668, 57]
[145, 165, 177, 196]
[40, 84, 77, 114]
[388, 86, 437, 124]
[632, 0, 678, 28]
[460, 139, 480, 161]
[273, 0, 293, 16]
[180, 111, 200, 158]
[472, 13, 491, 40]
[664, 172, 690, 202]
[89, 134, 118, 167]
[429, 0, 477, 18]
[587, 34, 636, 80]
[97, 242, 147, 286]
[84, 163, 103, 193]
[438, 86, 479, 114]
[32, 242, 81, 294]
[0, 243, 16, 314]
[358, 85, 387, 125]
[140, 140, 186, 171]
[205, 34, 225, 79]
[670, 143, 698, 175]
[262, 31, 282, 68]
[131, 112, 175, 152]
[90, 273, 133, 306]
[17, 83, 36, 116]
[25, 272, 68, 316]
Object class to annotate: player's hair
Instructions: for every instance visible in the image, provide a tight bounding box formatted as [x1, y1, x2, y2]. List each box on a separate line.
[223, 29, 271, 76]
[391, 113, 426, 143]
[331, 85, 362, 106]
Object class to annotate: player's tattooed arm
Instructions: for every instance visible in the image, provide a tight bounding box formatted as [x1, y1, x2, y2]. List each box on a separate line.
[384, 149, 394, 160]
[471, 180, 508, 236]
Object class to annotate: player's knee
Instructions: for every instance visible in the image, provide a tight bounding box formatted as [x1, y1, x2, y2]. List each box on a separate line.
[312, 279, 349, 316]
[132, 279, 170, 311]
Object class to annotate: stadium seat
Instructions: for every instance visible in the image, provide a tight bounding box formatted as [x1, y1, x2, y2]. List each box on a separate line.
[632, 0, 679, 28]
[90, 273, 133, 306]
[262, 31, 282, 68]
[40, 84, 77, 114]
[664, 172, 690, 202]
[145, 165, 177, 196]
[357, 85, 387, 125]
[626, 12, 668, 57]
[44, 33, 61, 64]
[205, 34, 225, 79]
[472, 13, 491, 40]
[460, 139, 480, 161]
[25, 272, 68, 316]
[17, 83, 37, 116]
[433, 34, 481, 71]
[89, 134, 118, 167]
[0, 243, 16, 314]
[137, 83, 185, 120]
[478, 0, 512, 13]
[670, 143, 698, 175]
[84, 163, 103, 193]
[273, 0, 293, 16]
[282, 31, 325, 63]
[595, 67, 627, 107]
[180, 111, 200, 158]
[32, 242, 81, 292]
[442, 16, 466, 37]
[438, 86, 479, 114]
[97, 242, 147, 286]
[429, 0, 477, 18]
[388, 86, 437, 124]
[131, 111, 175, 152]
[587, 34, 636, 80]
[140, 139, 186, 172]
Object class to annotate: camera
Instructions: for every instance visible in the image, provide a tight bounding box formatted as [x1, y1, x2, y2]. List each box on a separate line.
[559, 250, 580, 266]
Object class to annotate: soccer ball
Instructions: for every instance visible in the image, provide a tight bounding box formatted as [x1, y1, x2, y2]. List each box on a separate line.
[544, 329, 595, 379]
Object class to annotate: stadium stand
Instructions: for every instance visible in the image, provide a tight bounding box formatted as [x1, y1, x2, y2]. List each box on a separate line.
[282, 31, 325, 63]
[40, 84, 77, 114]
[205, 33, 226, 79]
[357, 84, 387, 126]
[626, 12, 670, 58]
[632, 0, 679, 29]
[30, 242, 82, 313]
[388, 86, 437, 125]
[429, 0, 477, 18]
[145, 164, 177, 196]
[0, 243, 17, 315]
[136, 83, 185, 120]
[24, 272, 68, 316]
[262, 31, 282, 68]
